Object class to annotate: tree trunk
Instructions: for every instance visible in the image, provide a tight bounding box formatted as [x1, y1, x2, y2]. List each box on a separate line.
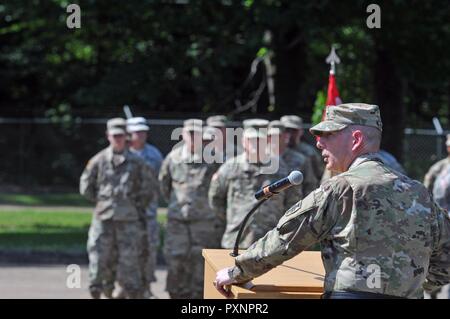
[374, 48, 405, 162]
[273, 29, 306, 115]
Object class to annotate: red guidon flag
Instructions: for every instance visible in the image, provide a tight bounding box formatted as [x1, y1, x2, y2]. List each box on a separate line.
[322, 71, 342, 120]
[326, 72, 342, 107]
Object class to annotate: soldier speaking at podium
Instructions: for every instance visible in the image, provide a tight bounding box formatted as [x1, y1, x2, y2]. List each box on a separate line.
[214, 103, 450, 299]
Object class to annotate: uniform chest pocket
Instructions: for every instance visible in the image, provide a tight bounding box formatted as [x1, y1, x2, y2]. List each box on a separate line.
[98, 165, 114, 185]
[228, 172, 255, 197]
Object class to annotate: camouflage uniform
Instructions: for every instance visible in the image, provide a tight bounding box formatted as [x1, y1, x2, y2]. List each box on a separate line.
[424, 134, 450, 192]
[320, 168, 337, 184]
[321, 150, 406, 185]
[209, 119, 303, 250]
[432, 165, 450, 298]
[130, 142, 163, 284]
[378, 150, 406, 175]
[80, 145, 156, 298]
[433, 165, 450, 211]
[227, 104, 450, 299]
[159, 119, 221, 299]
[424, 157, 450, 192]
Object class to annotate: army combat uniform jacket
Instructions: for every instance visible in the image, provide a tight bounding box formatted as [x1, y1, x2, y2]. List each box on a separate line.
[80, 147, 156, 221]
[424, 157, 450, 192]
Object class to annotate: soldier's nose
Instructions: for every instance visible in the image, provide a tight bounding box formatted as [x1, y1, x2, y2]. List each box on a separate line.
[316, 137, 324, 150]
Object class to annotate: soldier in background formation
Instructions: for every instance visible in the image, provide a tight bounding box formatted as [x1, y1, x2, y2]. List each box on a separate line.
[208, 119, 302, 249]
[281, 115, 324, 184]
[127, 117, 163, 297]
[158, 119, 222, 299]
[79, 114, 326, 299]
[207, 115, 241, 160]
[267, 120, 317, 196]
[80, 118, 157, 299]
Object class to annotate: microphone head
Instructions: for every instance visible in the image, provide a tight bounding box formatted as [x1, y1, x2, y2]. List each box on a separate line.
[287, 171, 303, 185]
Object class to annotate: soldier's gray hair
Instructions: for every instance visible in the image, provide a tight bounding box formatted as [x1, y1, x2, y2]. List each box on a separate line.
[349, 125, 381, 150]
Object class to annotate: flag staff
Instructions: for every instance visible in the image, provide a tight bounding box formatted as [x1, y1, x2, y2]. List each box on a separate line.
[326, 45, 341, 75]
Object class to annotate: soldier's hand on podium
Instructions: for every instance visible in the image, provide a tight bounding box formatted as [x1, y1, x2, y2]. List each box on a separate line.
[214, 267, 236, 298]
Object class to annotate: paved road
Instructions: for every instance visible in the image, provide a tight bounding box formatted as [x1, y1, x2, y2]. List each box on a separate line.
[0, 264, 169, 299]
[0, 263, 448, 299]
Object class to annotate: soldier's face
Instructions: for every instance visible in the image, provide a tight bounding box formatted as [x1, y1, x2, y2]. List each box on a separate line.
[286, 128, 302, 147]
[131, 131, 148, 147]
[183, 130, 202, 152]
[107, 133, 127, 152]
[315, 129, 353, 173]
[268, 134, 285, 155]
[243, 137, 268, 163]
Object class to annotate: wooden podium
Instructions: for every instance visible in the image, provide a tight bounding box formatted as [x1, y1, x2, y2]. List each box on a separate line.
[203, 249, 325, 299]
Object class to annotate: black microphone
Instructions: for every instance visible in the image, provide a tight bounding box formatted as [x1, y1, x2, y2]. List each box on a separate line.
[254, 171, 303, 200]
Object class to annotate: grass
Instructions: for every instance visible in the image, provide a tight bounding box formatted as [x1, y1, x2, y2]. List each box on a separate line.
[0, 209, 167, 253]
[0, 193, 168, 209]
[0, 193, 90, 207]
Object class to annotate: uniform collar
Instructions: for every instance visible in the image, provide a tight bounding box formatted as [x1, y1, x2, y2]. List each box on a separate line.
[348, 152, 384, 171]
[180, 144, 203, 163]
[106, 146, 128, 166]
[242, 152, 278, 173]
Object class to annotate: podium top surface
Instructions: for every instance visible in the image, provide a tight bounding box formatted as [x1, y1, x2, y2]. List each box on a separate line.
[203, 249, 325, 293]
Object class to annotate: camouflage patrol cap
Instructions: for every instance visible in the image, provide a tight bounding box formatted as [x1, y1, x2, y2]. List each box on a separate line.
[310, 103, 383, 135]
[243, 118, 269, 138]
[268, 120, 285, 135]
[206, 115, 227, 128]
[280, 115, 303, 129]
[183, 118, 203, 132]
[446, 134, 450, 146]
[107, 118, 126, 135]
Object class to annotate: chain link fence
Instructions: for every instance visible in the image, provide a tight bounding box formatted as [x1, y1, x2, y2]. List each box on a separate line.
[0, 117, 448, 190]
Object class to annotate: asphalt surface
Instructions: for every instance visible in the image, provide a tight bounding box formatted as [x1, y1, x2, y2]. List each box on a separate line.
[0, 263, 448, 299]
[0, 264, 169, 299]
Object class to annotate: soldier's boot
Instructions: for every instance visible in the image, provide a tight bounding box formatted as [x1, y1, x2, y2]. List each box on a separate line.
[430, 288, 441, 299]
[103, 288, 114, 299]
[102, 282, 115, 299]
[89, 288, 102, 299]
[126, 289, 144, 299]
[142, 286, 157, 299]
[148, 287, 158, 299]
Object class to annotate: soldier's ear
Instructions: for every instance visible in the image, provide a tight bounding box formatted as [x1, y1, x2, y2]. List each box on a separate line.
[351, 130, 364, 151]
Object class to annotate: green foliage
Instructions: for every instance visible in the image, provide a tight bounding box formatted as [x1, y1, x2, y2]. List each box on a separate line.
[0, 1, 449, 185]
[1, 1, 448, 120]
[311, 90, 326, 125]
